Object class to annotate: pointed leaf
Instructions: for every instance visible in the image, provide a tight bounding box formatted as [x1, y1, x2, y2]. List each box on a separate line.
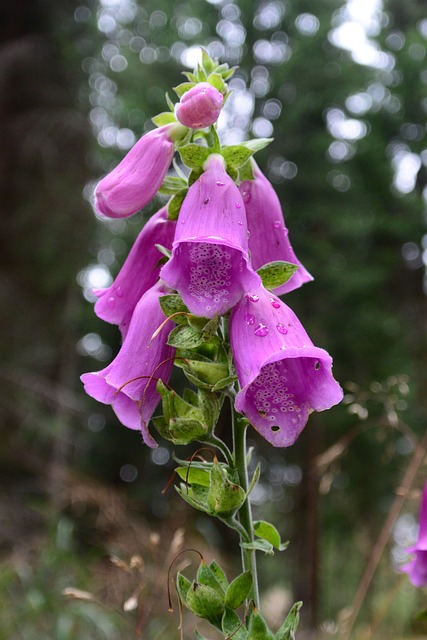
[197, 562, 226, 596]
[173, 81, 196, 97]
[176, 572, 191, 605]
[167, 188, 188, 220]
[239, 160, 255, 182]
[247, 463, 261, 498]
[152, 111, 177, 127]
[253, 521, 289, 552]
[176, 466, 211, 487]
[257, 261, 299, 291]
[198, 389, 222, 430]
[225, 571, 252, 610]
[159, 175, 187, 195]
[165, 92, 175, 111]
[242, 138, 273, 153]
[168, 325, 205, 349]
[211, 375, 238, 392]
[184, 360, 230, 385]
[275, 602, 302, 640]
[221, 145, 254, 169]
[201, 49, 216, 74]
[207, 72, 226, 92]
[247, 608, 275, 639]
[240, 539, 275, 556]
[222, 608, 248, 640]
[209, 561, 229, 592]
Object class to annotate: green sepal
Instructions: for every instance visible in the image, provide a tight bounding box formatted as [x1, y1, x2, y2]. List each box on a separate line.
[153, 416, 208, 445]
[227, 165, 239, 181]
[221, 145, 255, 169]
[153, 380, 209, 444]
[152, 111, 177, 127]
[159, 175, 187, 195]
[239, 160, 255, 182]
[221, 65, 238, 80]
[186, 581, 225, 620]
[247, 463, 261, 497]
[225, 571, 252, 610]
[194, 631, 210, 640]
[207, 72, 226, 93]
[168, 325, 205, 349]
[242, 138, 273, 153]
[165, 92, 175, 111]
[257, 261, 299, 291]
[209, 561, 229, 592]
[176, 482, 210, 513]
[197, 561, 226, 596]
[275, 602, 302, 640]
[154, 243, 171, 260]
[198, 389, 223, 430]
[183, 360, 230, 387]
[253, 521, 289, 552]
[183, 71, 198, 82]
[179, 144, 211, 170]
[159, 294, 189, 324]
[201, 316, 220, 340]
[240, 539, 275, 556]
[183, 387, 199, 406]
[201, 49, 216, 74]
[247, 608, 275, 640]
[211, 375, 238, 392]
[196, 63, 207, 82]
[207, 460, 246, 516]
[189, 168, 204, 186]
[176, 571, 191, 605]
[173, 81, 196, 97]
[222, 608, 248, 640]
[176, 466, 211, 487]
[167, 188, 188, 220]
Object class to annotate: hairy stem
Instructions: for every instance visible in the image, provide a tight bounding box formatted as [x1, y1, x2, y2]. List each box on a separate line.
[232, 403, 260, 608]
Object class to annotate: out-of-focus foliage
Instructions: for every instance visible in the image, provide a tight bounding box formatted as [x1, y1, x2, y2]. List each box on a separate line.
[1, 0, 427, 637]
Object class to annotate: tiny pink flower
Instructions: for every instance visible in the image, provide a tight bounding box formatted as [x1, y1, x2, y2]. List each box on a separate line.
[161, 154, 260, 318]
[230, 285, 343, 447]
[175, 82, 223, 129]
[94, 124, 176, 219]
[400, 482, 427, 587]
[93, 207, 176, 337]
[81, 282, 175, 448]
[240, 162, 313, 295]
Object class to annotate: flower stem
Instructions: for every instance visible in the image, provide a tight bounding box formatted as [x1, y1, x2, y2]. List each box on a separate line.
[231, 403, 260, 608]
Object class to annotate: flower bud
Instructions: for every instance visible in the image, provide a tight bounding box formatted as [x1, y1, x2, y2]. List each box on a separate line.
[175, 82, 223, 129]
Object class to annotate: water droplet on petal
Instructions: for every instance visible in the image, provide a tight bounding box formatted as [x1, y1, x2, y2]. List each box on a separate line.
[107, 296, 115, 306]
[270, 298, 280, 309]
[254, 323, 269, 337]
[244, 313, 255, 325]
[216, 181, 225, 187]
[248, 294, 259, 303]
[235, 202, 241, 209]
[242, 190, 251, 204]
[115, 287, 123, 298]
[273, 220, 281, 229]
[246, 230, 251, 239]
[277, 323, 288, 335]
[238, 221, 243, 226]
[280, 344, 286, 350]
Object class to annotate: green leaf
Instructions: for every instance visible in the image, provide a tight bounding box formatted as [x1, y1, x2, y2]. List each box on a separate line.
[183, 360, 230, 386]
[176, 572, 191, 605]
[179, 144, 211, 170]
[222, 608, 248, 640]
[240, 539, 275, 556]
[207, 72, 226, 93]
[253, 521, 289, 552]
[197, 561, 226, 596]
[201, 49, 216, 74]
[201, 316, 220, 340]
[183, 71, 197, 82]
[275, 602, 302, 640]
[209, 561, 229, 592]
[198, 389, 223, 430]
[225, 571, 252, 610]
[221, 145, 254, 169]
[242, 138, 273, 153]
[154, 243, 171, 261]
[208, 462, 246, 516]
[227, 165, 239, 181]
[165, 92, 175, 111]
[257, 261, 299, 291]
[239, 160, 255, 182]
[189, 168, 203, 186]
[173, 81, 196, 97]
[176, 483, 210, 513]
[167, 189, 188, 220]
[151, 111, 176, 127]
[247, 463, 261, 498]
[221, 65, 238, 80]
[168, 325, 205, 349]
[186, 581, 225, 619]
[183, 387, 199, 406]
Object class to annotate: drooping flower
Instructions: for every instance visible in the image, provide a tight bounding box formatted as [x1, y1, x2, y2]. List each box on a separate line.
[161, 154, 261, 318]
[175, 82, 224, 129]
[400, 482, 427, 587]
[81, 282, 175, 448]
[93, 207, 176, 337]
[240, 162, 313, 295]
[94, 124, 179, 219]
[230, 285, 343, 447]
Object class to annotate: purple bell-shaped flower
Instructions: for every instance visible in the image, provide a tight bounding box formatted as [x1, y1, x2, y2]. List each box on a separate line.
[400, 482, 427, 587]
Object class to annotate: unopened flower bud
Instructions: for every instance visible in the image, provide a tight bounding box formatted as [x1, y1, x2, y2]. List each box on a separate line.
[175, 82, 223, 129]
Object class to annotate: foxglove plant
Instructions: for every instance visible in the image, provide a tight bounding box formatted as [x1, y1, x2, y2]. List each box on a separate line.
[401, 482, 427, 587]
[82, 50, 342, 638]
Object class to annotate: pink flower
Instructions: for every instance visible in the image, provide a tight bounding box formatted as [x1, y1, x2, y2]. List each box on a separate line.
[81, 282, 175, 448]
[175, 82, 223, 129]
[94, 124, 176, 219]
[240, 163, 313, 295]
[93, 207, 176, 337]
[230, 285, 343, 447]
[161, 154, 260, 318]
[401, 482, 427, 587]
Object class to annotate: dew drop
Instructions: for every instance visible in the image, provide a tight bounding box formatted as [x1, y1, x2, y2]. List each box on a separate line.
[242, 190, 251, 204]
[216, 181, 225, 187]
[280, 344, 286, 350]
[248, 294, 259, 303]
[246, 230, 251, 239]
[107, 296, 115, 306]
[270, 298, 280, 309]
[235, 202, 241, 209]
[276, 323, 288, 335]
[254, 323, 269, 337]
[244, 313, 255, 325]
[115, 286, 123, 298]
[203, 198, 210, 205]
[238, 221, 243, 226]
[273, 220, 281, 229]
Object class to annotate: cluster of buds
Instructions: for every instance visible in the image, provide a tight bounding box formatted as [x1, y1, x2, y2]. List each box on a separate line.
[82, 52, 342, 450]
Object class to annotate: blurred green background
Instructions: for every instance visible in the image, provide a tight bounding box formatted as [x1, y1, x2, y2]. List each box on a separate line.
[0, 0, 426, 638]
